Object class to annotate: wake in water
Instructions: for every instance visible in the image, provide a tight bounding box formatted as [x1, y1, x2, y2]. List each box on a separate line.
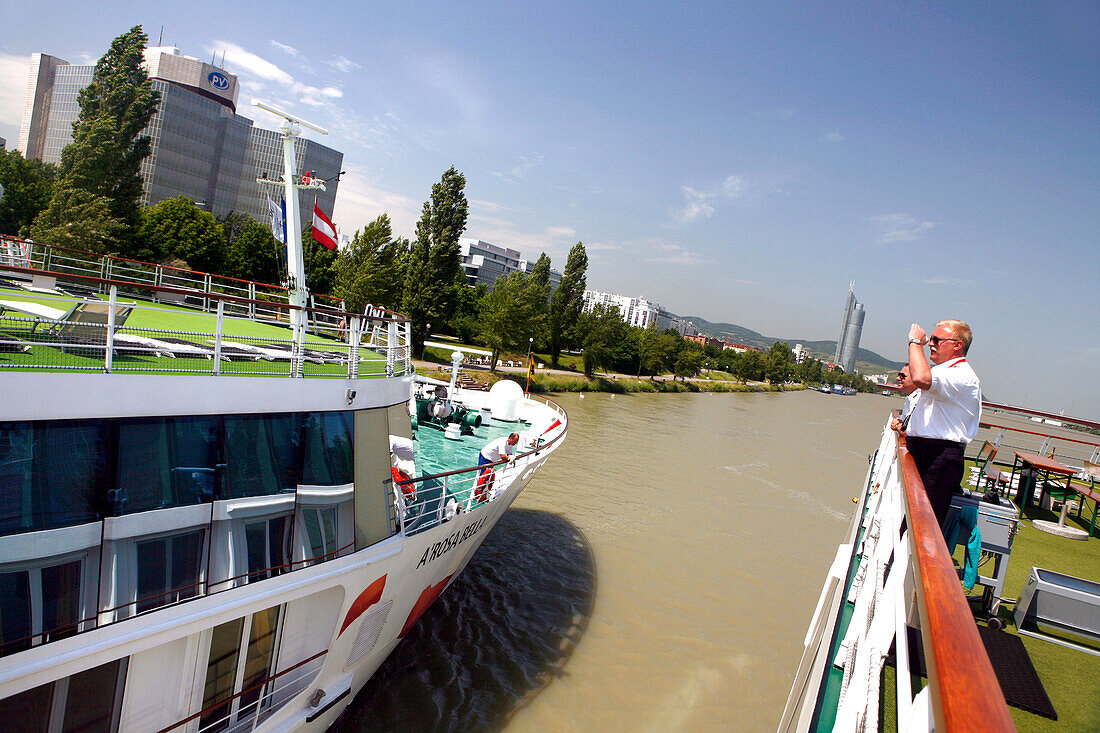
[331, 509, 597, 733]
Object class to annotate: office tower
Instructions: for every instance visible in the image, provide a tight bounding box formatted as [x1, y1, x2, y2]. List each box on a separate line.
[834, 282, 865, 372]
[17, 46, 341, 224]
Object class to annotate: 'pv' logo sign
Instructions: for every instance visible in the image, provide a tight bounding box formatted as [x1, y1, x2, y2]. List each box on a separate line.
[208, 71, 230, 90]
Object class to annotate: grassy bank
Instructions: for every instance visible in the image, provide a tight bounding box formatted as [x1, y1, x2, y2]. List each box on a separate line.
[420, 366, 803, 394]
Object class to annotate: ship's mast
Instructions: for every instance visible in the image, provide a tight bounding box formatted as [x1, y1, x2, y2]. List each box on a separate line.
[252, 99, 329, 334]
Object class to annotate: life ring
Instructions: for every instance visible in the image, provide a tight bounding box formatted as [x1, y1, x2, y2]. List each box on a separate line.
[474, 466, 494, 503]
[392, 466, 416, 500]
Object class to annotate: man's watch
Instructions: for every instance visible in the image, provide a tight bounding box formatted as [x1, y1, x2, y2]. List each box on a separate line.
[909, 338, 922, 345]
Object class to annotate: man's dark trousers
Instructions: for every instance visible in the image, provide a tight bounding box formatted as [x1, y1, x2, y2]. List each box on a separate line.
[906, 436, 966, 527]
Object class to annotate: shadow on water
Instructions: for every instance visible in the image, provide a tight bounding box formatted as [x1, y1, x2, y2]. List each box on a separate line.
[331, 508, 597, 733]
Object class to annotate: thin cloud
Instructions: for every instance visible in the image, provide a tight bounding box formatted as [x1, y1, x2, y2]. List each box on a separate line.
[819, 131, 844, 143]
[673, 174, 748, 224]
[270, 41, 300, 57]
[326, 55, 361, 73]
[646, 242, 705, 266]
[489, 154, 544, 184]
[210, 41, 292, 84]
[922, 277, 972, 287]
[208, 41, 345, 110]
[331, 169, 422, 240]
[872, 213, 937, 243]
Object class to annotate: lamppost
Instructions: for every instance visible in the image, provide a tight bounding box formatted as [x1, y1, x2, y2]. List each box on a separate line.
[422, 323, 431, 359]
[525, 337, 534, 394]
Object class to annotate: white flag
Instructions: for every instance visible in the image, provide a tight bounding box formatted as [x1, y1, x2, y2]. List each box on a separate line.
[266, 195, 286, 244]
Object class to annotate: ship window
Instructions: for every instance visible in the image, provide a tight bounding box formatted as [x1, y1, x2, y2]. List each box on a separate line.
[302, 506, 338, 565]
[114, 416, 220, 515]
[222, 414, 300, 499]
[0, 558, 83, 657]
[0, 420, 108, 537]
[135, 529, 206, 614]
[244, 515, 291, 582]
[300, 411, 353, 485]
[0, 657, 126, 733]
[200, 606, 282, 732]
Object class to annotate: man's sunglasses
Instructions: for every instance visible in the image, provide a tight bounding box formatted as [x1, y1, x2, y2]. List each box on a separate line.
[929, 336, 960, 346]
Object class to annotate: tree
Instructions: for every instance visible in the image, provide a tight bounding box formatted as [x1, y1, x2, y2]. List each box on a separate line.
[334, 214, 407, 313]
[674, 344, 705, 381]
[578, 303, 628, 378]
[29, 188, 122, 252]
[225, 220, 281, 284]
[303, 228, 339, 295]
[403, 167, 469, 350]
[478, 272, 538, 370]
[0, 150, 56, 236]
[42, 26, 160, 255]
[548, 242, 588, 366]
[140, 196, 224, 271]
[219, 211, 253, 252]
[524, 252, 552, 343]
[764, 341, 794, 385]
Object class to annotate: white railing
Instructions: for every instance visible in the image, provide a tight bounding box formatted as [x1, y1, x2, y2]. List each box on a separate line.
[0, 285, 411, 379]
[391, 396, 567, 534]
[779, 421, 1015, 732]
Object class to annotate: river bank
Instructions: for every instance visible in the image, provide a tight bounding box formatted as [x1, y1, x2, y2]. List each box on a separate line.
[413, 360, 806, 394]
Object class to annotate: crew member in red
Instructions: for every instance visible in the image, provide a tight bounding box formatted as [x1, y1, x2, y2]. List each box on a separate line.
[904, 319, 981, 528]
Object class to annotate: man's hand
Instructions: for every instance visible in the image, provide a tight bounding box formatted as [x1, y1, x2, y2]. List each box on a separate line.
[908, 323, 927, 345]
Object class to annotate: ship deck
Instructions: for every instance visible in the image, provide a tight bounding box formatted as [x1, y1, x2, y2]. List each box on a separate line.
[0, 284, 399, 378]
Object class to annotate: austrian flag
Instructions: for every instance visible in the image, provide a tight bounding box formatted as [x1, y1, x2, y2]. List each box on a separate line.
[311, 200, 338, 250]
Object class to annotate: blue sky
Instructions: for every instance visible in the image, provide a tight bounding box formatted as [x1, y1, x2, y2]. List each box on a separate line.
[1, 2, 1097, 417]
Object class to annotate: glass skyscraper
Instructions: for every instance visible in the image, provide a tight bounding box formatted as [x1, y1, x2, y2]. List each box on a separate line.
[834, 282, 865, 373]
[17, 47, 342, 226]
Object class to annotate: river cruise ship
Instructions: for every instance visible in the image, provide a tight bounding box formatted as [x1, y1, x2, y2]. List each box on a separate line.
[0, 235, 567, 732]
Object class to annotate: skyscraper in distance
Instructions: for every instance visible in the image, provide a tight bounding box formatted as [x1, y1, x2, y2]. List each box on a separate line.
[834, 282, 865, 372]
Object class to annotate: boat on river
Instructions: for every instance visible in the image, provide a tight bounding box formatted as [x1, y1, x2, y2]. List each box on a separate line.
[0, 106, 567, 732]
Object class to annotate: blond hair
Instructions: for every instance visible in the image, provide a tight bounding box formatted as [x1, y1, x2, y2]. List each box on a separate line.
[936, 319, 972, 353]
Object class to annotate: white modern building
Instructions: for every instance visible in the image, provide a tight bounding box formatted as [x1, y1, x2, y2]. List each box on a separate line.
[17, 47, 342, 224]
[458, 238, 561, 293]
[580, 289, 696, 336]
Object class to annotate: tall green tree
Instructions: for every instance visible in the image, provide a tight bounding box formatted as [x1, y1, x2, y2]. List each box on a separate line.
[674, 344, 705, 381]
[225, 220, 281, 284]
[29, 188, 121, 252]
[524, 252, 552, 343]
[478, 271, 539, 370]
[764, 341, 794, 385]
[140, 196, 223, 270]
[403, 167, 469, 350]
[578, 303, 628, 378]
[0, 150, 57, 236]
[547, 241, 588, 366]
[303, 227, 339, 295]
[40, 26, 160, 255]
[334, 213, 407, 313]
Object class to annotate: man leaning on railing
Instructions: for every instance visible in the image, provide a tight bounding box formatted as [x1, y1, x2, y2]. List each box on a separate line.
[901, 319, 982, 532]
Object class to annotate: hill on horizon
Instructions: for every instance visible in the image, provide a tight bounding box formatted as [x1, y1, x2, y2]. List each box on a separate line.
[681, 315, 904, 375]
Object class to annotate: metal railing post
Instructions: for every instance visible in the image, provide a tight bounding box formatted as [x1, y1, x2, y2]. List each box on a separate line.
[348, 316, 360, 379]
[386, 320, 397, 377]
[213, 300, 224, 375]
[105, 285, 117, 373]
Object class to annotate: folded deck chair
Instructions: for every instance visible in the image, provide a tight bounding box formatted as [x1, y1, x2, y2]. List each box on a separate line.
[45, 300, 136, 355]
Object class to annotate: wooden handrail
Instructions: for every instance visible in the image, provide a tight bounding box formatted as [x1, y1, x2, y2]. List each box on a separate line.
[896, 437, 1016, 732]
[980, 421, 1100, 449]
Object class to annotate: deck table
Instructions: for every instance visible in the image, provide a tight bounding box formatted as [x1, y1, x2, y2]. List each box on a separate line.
[1010, 451, 1076, 511]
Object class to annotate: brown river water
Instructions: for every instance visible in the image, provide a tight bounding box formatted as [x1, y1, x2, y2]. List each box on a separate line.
[333, 390, 892, 732]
